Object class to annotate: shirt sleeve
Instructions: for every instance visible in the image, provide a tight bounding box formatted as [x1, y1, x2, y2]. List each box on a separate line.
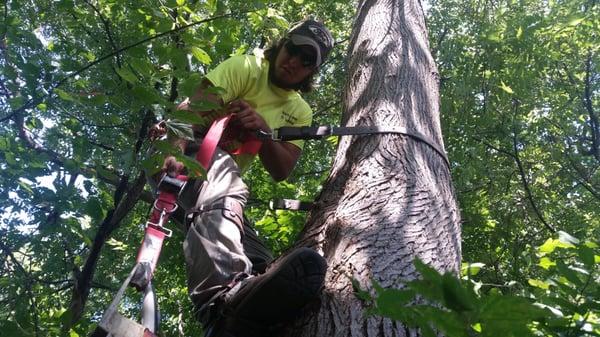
[204, 55, 255, 102]
[286, 100, 313, 149]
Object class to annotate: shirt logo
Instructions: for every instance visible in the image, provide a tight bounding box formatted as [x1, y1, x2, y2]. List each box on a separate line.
[281, 110, 298, 124]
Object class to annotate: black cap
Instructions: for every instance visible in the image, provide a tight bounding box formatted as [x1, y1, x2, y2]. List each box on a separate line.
[287, 20, 334, 67]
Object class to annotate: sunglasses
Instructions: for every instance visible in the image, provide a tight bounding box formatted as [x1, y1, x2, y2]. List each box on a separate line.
[284, 42, 317, 68]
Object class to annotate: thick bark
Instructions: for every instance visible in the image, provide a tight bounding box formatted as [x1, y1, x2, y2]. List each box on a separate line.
[288, 0, 461, 336]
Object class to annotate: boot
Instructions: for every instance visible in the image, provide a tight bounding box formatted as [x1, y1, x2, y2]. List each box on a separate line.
[204, 247, 327, 337]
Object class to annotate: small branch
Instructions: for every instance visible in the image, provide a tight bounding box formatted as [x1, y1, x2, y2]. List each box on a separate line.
[83, 0, 122, 67]
[511, 121, 556, 233]
[312, 100, 341, 118]
[69, 12, 102, 46]
[472, 123, 556, 233]
[583, 51, 599, 162]
[88, 139, 115, 151]
[432, 26, 449, 59]
[0, 112, 16, 123]
[472, 136, 515, 159]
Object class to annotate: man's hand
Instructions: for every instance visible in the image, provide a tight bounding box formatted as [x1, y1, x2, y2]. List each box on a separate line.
[162, 156, 185, 177]
[228, 100, 270, 132]
[148, 121, 167, 140]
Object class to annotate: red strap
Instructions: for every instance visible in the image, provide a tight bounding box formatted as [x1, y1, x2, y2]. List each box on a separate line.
[196, 113, 263, 170]
[149, 190, 178, 225]
[196, 114, 232, 169]
[230, 132, 262, 155]
[135, 226, 167, 274]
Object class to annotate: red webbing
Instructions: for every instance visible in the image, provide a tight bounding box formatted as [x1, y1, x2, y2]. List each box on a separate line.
[196, 113, 263, 170]
[135, 226, 167, 273]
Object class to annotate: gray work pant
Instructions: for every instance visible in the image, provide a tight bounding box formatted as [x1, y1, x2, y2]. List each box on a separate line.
[183, 147, 272, 307]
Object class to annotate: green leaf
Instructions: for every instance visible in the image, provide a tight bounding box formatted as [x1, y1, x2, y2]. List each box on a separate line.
[85, 198, 105, 220]
[578, 246, 595, 268]
[555, 261, 583, 287]
[204, 85, 227, 96]
[350, 277, 372, 302]
[132, 85, 158, 103]
[499, 81, 514, 94]
[169, 110, 209, 126]
[375, 286, 415, 316]
[188, 99, 222, 112]
[95, 165, 119, 183]
[480, 295, 549, 323]
[174, 153, 206, 178]
[179, 73, 205, 97]
[567, 17, 584, 26]
[411, 259, 444, 303]
[164, 118, 195, 140]
[140, 153, 165, 176]
[441, 273, 476, 312]
[557, 231, 579, 245]
[115, 66, 138, 83]
[539, 257, 556, 269]
[106, 238, 128, 251]
[190, 47, 212, 65]
[461, 262, 485, 276]
[152, 140, 181, 157]
[528, 278, 550, 290]
[18, 181, 33, 195]
[55, 88, 75, 101]
[539, 238, 575, 254]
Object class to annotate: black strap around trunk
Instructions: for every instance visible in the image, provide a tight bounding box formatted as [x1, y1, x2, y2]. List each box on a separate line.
[258, 126, 450, 168]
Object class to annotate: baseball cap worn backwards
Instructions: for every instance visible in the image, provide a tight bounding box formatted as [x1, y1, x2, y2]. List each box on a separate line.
[288, 20, 334, 67]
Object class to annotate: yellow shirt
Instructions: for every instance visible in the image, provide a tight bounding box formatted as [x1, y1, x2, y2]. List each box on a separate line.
[205, 54, 312, 171]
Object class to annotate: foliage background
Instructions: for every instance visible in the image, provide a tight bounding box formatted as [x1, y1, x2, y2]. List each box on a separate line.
[0, 0, 597, 336]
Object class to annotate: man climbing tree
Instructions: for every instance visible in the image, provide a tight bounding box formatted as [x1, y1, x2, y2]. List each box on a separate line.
[283, 0, 462, 336]
[151, 19, 335, 337]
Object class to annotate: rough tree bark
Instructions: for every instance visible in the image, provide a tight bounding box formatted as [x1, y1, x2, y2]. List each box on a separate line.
[287, 0, 461, 336]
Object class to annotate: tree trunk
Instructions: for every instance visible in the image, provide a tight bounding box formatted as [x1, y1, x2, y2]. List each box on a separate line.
[288, 0, 461, 336]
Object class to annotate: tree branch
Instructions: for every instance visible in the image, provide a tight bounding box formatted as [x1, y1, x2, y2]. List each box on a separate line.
[83, 0, 122, 68]
[12, 111, 154, 203]
[472, 126, 556, 233]
[66, 172, 147, 329]
[583, 51, 599, 162]
[511, 119, 556, 233]
[6, 11, 255, 119]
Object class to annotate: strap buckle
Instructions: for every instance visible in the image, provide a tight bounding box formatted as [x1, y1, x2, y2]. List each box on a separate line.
[145, 221, 173, 238]
[256, 129, 277, 141]
[153, 199, 178, 214]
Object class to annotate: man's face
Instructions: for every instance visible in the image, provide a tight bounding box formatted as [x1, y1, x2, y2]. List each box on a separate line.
[271, 41, 317, 89]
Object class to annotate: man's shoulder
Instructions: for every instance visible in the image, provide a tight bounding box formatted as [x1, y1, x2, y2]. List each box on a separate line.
[221, 54, 265, 72]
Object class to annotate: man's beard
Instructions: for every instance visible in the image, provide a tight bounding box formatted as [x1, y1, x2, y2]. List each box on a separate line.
[268, 60, 299, 91]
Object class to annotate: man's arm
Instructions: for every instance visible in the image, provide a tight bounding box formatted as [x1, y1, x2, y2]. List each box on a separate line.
[228, 100, 301, 181]
[259, 140, 301, 182]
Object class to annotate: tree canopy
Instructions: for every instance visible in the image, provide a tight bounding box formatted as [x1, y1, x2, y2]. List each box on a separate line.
[0, 0, 598, 336]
